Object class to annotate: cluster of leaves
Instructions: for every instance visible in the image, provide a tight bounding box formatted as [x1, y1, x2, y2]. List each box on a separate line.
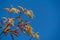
[0, 6, 39, 40]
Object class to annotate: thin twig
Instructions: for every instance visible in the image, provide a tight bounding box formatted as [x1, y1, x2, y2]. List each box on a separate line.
[10, 33, 14, 40]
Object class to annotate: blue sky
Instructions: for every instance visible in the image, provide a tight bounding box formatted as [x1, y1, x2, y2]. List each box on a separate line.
[0, 0, 60, 40]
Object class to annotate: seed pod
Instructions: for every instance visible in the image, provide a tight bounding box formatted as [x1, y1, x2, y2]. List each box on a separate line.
[4, 8, 11, 12]
[8, 18, 14, 26]
[25, 10, 34, 19]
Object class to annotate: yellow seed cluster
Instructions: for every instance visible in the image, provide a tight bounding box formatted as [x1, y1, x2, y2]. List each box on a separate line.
[0, 6, 39, 40]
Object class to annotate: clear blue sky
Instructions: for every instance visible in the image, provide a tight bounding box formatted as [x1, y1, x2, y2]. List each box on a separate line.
[0, 0, 60, 40]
